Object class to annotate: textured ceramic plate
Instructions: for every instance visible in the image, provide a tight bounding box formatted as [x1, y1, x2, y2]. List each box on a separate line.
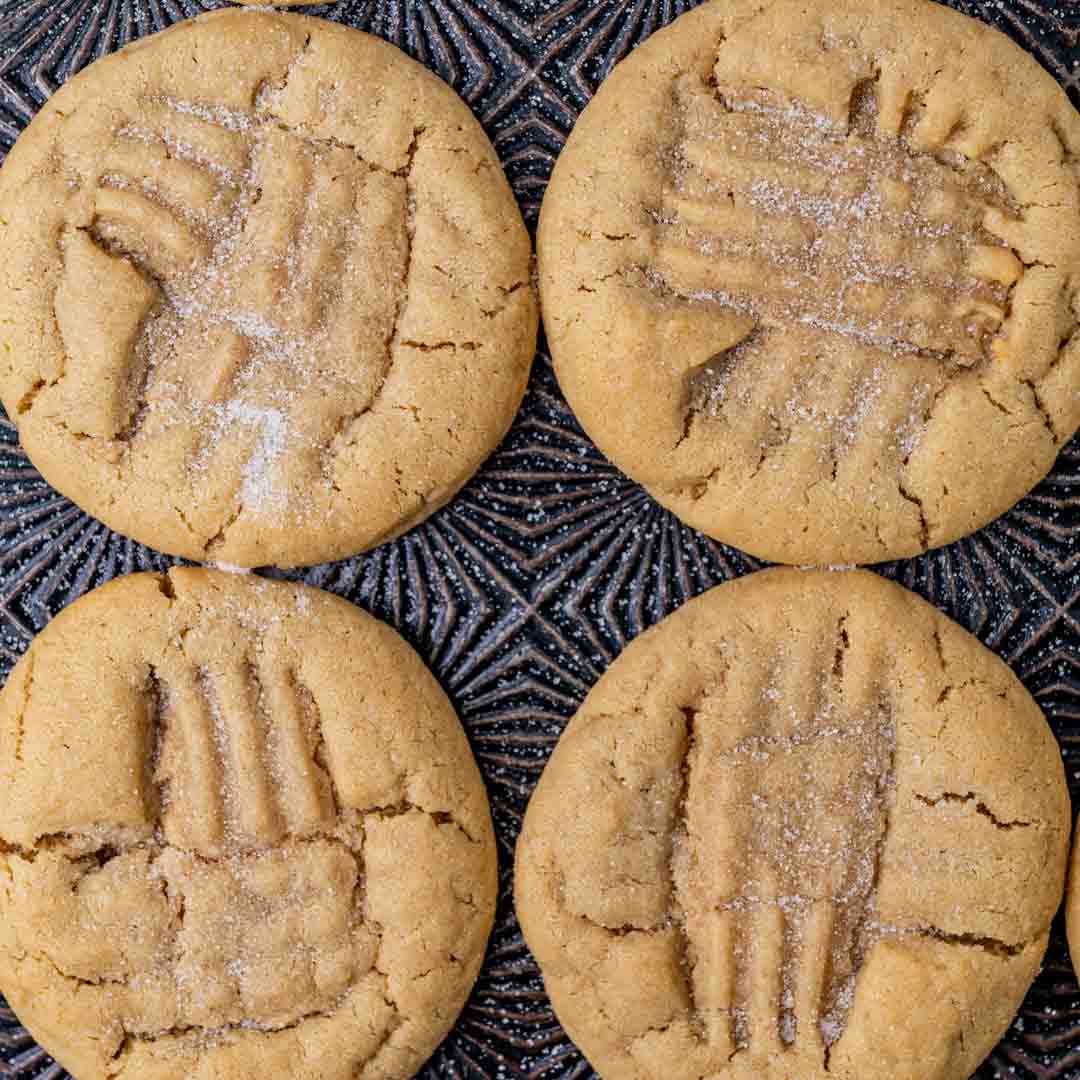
[0, 0, 1078, 1077]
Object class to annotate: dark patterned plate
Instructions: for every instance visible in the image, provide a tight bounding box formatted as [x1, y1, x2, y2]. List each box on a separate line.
[0, 1, 1078, 1077]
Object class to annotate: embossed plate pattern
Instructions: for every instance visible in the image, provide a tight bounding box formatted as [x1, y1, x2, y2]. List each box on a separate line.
[0, 1, 1078, 1077]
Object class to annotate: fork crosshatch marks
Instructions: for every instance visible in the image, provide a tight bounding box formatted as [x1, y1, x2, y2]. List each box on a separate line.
[0, 1, 1078, 1078]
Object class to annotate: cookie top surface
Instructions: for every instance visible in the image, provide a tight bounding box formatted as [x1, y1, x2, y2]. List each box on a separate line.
[0, 9, 536, 567]
[538, 0, 1080, 565]
[515, 567, 1070, 1080]
[0, 568, 497, 1080]
[1065, 832, 1080, 986]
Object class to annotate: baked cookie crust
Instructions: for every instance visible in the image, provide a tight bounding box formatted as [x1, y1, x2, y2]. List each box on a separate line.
[0, 569, 498, 1080]
[0, 9, 536, 566]
[516, 567, 1070, 1079]
[538, 0, 1080, 564]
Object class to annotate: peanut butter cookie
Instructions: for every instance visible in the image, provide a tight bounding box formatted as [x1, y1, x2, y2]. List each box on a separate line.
[0, 568, 497, 1079]
[0, 9, 536, 567]
[538, 0, 1080, 564]
[1064, 824, 1080, 988]
[516, 567, 1069, 1079]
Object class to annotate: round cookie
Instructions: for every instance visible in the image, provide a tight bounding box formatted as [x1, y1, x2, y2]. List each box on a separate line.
[538, 0, 1080, 565]
[1065, 827, 1080, 984]
[0, 9, 536, 567]
[0, 568, 497, 1080]
[516, 568, 1070, 1080]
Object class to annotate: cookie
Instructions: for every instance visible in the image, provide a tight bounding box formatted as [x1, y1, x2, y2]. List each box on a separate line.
[538, 0, 1080, 565]
[0, 568, 497, 1080]
[516, 567, 1069, 1080]
[1065, 828, 1080, 984]
[0, 9, 536, 567]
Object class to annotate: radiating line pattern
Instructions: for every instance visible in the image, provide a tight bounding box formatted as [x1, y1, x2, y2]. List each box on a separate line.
[0, 0, 1077, 1078]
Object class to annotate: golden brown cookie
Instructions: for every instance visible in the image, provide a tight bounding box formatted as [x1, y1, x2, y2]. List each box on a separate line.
[538, 0, 1080, 565]
[0, 9, 536, 567]
[1065, 824, 1080, 985]
[516, 567, 1070, 1080]
[0, 568, 497, 1080]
